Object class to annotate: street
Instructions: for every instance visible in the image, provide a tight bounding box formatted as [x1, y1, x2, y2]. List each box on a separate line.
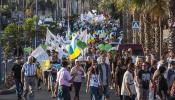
[0, 83, 119, 100]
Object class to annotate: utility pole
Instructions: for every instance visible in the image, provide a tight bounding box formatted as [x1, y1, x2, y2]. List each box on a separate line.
[1, 0, 2, 8]
[0, 32, 2, 84]
[35, 0, 38, 48]
[62, 0, 64, 21]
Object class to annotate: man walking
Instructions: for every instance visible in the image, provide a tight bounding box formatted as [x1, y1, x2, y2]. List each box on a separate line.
[12, 57, 23, 100]
[98, 54, 111, 100]
[21, 56, 37, 100]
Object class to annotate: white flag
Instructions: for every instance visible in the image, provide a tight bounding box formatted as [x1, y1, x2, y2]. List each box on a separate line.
[45, 28, 60, 49]
[79, 29, 88, 43]
[31, 46, 49, 64]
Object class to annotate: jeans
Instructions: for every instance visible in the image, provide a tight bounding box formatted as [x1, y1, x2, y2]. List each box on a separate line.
[37, 78, 42, 88]
[99, 85, 109, 100]
[73, 82, 82, 97]
[142, 89, 149, 100]
[57, 85, 71, 100]
[15, 78, 23, 96]
[23, 76, 36, 99]
[123, 95, 136, 100]
[90, 86, 99, 100]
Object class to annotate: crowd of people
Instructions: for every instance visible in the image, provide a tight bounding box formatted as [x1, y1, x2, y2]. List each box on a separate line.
[11, 45, 175, 100]
[10, 12, 175, 100]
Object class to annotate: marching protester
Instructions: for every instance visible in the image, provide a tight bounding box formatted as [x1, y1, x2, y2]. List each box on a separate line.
[121, 63, 136, 100]
[156, 66, 168, 100]
[138, 62, 151, 100]
[12, 57, 23, 100]
[98, 54, 111, 100]
[21, 56, 37, 100]
[167, 61, 175, 95]
[55, 60, 77, 100]
[115, 58, 127, 100]
[86, 60, 100, 100]
[50, 51, 61, 98]
[71, 59, 85, 100]
[134, 57, 143, 100]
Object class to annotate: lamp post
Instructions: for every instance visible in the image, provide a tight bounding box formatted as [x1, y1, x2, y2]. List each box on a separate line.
[35, 0, 38, 48]
[0, 31, 2, 84]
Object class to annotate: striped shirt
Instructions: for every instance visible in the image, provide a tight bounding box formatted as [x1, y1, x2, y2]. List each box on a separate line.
[22, 62, 37, 76]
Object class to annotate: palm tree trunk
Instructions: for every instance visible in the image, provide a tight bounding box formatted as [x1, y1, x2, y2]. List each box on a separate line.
[154, 23, 160, 56]
[140, 14, 144, 45]
[159, 17, 162, 58]
[169, 0, 175, 52]
[169, 25, 175, 51]
[144, 14, 152, 52]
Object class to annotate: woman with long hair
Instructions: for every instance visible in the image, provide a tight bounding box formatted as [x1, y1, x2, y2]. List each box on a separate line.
[86, 60, 100, 100]
[134, 57, 143, 100]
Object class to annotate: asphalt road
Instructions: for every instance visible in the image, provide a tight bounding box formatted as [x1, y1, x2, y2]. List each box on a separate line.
[0, 82, 119, 100]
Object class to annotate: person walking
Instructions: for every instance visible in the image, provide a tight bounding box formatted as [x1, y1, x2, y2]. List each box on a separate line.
[55, 60, 77, 100]
[71, 59, 85, 100]
[115, 58, 127, 100]
[134, 57, 143, 100]
[21, 56, 37, 100]
[86, 60, 100, 100]
[156, 66, 168, 100]
[98, 55, 111, 100]
[138, 62, 151, 100]
[121, 63, 136, 100]
[12, 57, 23, 100]
[50, 52, 61, 98]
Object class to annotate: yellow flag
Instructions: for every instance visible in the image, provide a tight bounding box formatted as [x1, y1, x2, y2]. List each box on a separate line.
[40, 60, 51, 71]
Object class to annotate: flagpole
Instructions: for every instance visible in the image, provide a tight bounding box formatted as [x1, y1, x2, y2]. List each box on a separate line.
[67, 0, 70, 38]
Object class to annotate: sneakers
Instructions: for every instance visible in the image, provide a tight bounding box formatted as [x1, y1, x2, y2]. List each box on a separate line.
[38, 87, 41, 90]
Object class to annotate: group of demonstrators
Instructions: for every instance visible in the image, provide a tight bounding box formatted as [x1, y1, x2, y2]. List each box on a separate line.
[11, 11, 175, 100]
[11, 47, 175, 100]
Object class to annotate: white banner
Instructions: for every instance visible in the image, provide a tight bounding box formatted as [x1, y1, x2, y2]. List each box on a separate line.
[45, 28, 60, 49]
[31, 46, 49, 64]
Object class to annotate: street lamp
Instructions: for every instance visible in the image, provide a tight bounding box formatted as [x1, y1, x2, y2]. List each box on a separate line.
[0, 31, 2, 84]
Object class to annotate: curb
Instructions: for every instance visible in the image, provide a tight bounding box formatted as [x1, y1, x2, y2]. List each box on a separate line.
[0, 85, 16, 95]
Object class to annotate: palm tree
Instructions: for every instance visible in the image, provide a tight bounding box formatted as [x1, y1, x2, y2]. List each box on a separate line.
[147, 0, 168, 56]
[169, 0, 175, 51]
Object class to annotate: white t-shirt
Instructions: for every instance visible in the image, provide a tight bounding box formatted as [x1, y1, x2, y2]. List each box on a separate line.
[97, 56, 109, 65]
[90, 74, 99, 87]
[121, 71, 136, 96]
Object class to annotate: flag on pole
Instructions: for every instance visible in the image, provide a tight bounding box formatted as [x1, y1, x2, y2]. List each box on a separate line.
[45, 28, 57, 48]
[68, 34, 81, 61]
[31, 46, 50, 70]
[79, 29, 88, 44]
